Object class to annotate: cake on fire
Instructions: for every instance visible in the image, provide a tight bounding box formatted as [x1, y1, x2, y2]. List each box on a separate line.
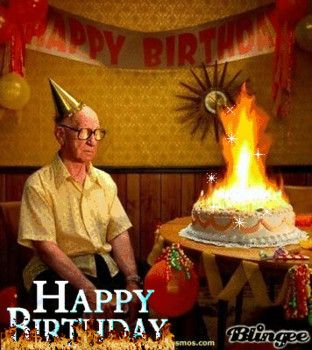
[180, 84, 307, 248]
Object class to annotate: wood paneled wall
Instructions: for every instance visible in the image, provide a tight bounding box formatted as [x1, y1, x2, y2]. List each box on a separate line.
[1, 168, 312, 261]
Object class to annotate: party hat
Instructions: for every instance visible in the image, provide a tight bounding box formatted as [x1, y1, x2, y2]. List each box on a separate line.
[49, 79, 85, 118]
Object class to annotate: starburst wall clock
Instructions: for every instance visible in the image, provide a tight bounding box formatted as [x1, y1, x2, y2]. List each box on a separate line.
[176, 61, 242, 142]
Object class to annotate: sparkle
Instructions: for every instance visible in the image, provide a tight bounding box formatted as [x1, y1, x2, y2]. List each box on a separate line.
[226, 133, 237, 144]
[254, 149, 265, 158]
[234, 216, 245, 228]
[225, 105, 235, 115]
[206, 173, 217, 183]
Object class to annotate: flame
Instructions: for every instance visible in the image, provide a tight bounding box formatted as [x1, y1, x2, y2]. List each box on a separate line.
[0, 324, 175, 350]
[200, 83, 288, 211]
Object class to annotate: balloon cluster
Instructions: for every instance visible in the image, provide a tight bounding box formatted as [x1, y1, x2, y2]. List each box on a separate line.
[0, 0, 48, 42]
[0, 0, 48, 110]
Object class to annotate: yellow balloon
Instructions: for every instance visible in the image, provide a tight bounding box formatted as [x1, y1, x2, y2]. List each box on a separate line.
[0, 72, 31, 110]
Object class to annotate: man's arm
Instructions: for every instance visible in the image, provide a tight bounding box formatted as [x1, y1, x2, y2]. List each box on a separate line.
[109, 231, 140, 324]
[32, 240, 97, 309]
[109, 231, 138, 284]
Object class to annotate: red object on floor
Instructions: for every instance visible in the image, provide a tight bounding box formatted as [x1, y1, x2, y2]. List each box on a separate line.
[144, 259, 199, 317]
[0, 286, 17, 326]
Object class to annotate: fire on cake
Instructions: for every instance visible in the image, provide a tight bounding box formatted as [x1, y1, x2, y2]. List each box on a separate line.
[180, 84, 307, 247]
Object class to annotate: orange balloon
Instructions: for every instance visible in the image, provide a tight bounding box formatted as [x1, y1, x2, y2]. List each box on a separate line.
[144, 260, 199, 317]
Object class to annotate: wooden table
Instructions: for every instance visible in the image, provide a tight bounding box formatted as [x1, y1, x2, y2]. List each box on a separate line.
[158, 217, 312, 350]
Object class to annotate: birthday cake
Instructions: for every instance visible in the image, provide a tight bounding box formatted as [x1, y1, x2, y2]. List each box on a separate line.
[179, 84, 307, 248]
[179, 199, 307, 248]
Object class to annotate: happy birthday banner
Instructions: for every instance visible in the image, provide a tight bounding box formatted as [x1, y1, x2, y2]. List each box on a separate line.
[27, 5, 278, 69]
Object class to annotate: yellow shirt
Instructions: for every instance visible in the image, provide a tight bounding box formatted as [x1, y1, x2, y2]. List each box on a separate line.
[18, 154, 132, 291]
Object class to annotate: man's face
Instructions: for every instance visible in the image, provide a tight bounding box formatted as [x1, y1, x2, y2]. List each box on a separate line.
[57, 106, 101, 163]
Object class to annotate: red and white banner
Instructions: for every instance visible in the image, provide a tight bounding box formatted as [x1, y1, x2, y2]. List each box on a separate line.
[27, 6, 278, 69]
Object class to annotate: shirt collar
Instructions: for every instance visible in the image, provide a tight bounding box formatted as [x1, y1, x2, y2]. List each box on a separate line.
[53, 153, 99, 189]
[88, 163, 99, 184]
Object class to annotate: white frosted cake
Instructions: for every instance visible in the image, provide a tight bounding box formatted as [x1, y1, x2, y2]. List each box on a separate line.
[179, 84, 308, 248]
[180, 201, 307, 248]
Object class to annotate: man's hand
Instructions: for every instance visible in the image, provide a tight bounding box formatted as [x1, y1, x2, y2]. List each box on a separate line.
[83, 288, 115, 319]
[109, 231, 140, 323]
[32, 241, 97, 291]
[126, 281, 140, 328]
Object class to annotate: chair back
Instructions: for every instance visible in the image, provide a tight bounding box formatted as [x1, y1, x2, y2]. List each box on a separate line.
[284, 186, 312, 214]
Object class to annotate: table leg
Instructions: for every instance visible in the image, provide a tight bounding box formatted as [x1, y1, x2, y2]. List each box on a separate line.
[268, 280, 275, 300]
[217, 299, 228, 350]
[234, 288, 244, 324]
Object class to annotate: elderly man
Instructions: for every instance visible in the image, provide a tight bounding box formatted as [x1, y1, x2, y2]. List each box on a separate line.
[18, 80, 140, 328]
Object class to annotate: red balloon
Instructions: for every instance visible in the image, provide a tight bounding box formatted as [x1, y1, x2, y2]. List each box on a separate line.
[9, 0, 48, 24]
[276, 0, 309, 26]
[0, 6, 13, 43]
[0, 286, 17, 326]
[144, 260, 199, 317]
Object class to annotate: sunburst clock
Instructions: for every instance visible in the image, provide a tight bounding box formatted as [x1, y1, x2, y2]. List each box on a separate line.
[176, 61, 242, 142]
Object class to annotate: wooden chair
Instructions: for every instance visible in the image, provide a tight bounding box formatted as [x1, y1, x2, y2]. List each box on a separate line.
[284, 185, 312, 214]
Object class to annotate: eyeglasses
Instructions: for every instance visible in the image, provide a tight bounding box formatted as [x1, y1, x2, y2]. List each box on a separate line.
[59, 124, 106, 141]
